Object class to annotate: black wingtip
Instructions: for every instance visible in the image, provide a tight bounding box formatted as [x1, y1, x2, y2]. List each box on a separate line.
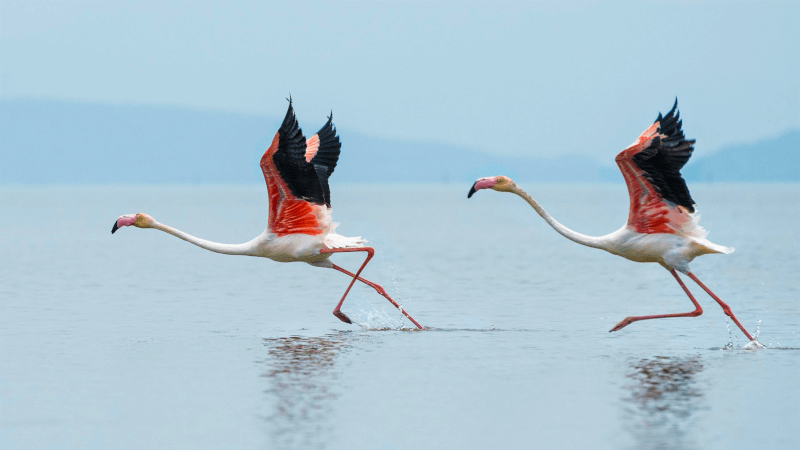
[280, 97, 297, 130]
[111, 222, 119, 234]
[666, 97, 679, 118]
[467, 182, 478, 198]
[656, 98, 679, 124]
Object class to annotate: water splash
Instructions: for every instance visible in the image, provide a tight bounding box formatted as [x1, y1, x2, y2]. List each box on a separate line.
[351, 308, 408, 331]
[722, 321, 765, 350]
[744, 340, 766, 350]
[723, 323, 733, 350]
[388, 264, 403, 301]
[743, 319, 766, 350]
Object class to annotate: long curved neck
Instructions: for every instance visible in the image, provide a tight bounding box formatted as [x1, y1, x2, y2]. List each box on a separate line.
[510, 184, 606, 250]
[150, 222, 256, 256]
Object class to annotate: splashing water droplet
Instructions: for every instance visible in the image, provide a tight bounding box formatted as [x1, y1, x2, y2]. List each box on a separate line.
[744, 340, 766, 350]
[352, 307, 404, 331]
[724, 323, 733, 350]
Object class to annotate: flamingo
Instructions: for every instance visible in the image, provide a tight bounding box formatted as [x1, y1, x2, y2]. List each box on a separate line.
[111, 99, 422, 329]
[468, 100, 756, 341]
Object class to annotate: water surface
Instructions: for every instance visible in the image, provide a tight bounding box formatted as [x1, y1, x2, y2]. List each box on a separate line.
[1, 184, 798, 449]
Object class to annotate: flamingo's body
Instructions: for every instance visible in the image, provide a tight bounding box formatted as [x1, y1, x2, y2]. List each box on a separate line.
[112, 100, 422, 329]
[468, 100, 755, 342]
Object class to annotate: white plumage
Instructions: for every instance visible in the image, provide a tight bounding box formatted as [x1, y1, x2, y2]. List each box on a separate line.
[468, 100, 756, 343]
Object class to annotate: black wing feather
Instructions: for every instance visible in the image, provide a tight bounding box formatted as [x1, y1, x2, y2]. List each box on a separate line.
[272, 100, 325, 205]
[313, 164, 332, 208]
[271, 101, 341, 207]
[311, 114, 342, 176]
[309, 114, 342, 207]
[631, 99, 697, 212]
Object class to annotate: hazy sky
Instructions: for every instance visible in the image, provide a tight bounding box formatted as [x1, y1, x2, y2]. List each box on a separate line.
[1, 1, 798, 159]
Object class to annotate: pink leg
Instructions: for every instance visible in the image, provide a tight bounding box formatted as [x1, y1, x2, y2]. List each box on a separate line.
[319, 247, 423, 329]
[330, 264, 423, 329]
[610, 269, 703, 332]
[687, 272, 754, 341]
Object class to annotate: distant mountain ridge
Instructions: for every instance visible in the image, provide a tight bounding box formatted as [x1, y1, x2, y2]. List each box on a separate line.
[681, 130, 799, 182]
[1, 99, 797, 184]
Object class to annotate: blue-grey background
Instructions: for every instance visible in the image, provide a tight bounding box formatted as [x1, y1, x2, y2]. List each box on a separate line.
[1, 0, 798, 182]
[1, 1, 799, 449]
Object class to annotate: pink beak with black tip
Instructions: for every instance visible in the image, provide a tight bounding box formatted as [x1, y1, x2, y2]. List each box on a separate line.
[467, 177, 498, 198]
[111, 214, 137, 234]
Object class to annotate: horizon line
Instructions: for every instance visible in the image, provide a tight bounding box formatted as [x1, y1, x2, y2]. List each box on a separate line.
[2, 95, 798, 159]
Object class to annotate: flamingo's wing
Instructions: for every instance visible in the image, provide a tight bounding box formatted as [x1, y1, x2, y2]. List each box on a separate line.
[304, 114, 342, 208]
[260, 101, 333, 236]
[615, 100, 696, 234]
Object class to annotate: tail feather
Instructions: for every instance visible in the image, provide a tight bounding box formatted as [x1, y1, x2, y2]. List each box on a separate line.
[679, 210, 733, 255]
[324, 233, 367, 249]
[708, 242, 734, 254]
[676, 212, 708, 239]
[317, 209, 367, 249]
[691, 239, 734, 255]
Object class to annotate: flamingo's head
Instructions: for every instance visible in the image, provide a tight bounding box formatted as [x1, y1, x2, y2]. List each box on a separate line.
[111, 213, 155, 234]
[467, 176, 514, 198]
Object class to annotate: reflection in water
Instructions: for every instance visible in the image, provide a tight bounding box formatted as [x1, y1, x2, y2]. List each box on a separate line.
[624, 356, 706, 450]
[262, 332, 355, 450]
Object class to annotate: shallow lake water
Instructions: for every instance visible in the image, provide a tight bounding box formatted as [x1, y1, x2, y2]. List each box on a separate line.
[1, 184, 798, 449]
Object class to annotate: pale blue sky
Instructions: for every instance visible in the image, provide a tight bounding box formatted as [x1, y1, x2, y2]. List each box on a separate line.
[1, 0, 798, 159]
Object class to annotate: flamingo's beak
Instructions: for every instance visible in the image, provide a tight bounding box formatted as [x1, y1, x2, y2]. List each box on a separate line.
[112, 214, 139, 234]
[468, 182, 478, 198]
[468, 177, 499, 198]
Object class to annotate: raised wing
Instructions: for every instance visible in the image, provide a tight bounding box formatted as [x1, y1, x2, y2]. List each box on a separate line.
[260, 100, 339, 237]
[615, 99, 696, 234]
[304, 113, 342, 207]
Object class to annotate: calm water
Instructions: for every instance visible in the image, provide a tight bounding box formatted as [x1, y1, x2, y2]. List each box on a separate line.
[1, 184, 798, 449]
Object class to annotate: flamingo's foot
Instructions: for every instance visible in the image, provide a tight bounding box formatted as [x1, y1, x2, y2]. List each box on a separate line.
[610, 317, 634, 332]
[333, 310, 352, 324]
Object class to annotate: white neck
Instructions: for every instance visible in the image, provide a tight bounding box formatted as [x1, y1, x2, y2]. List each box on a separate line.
[151, 222, 257, 256]
[510, 184, 606, 250]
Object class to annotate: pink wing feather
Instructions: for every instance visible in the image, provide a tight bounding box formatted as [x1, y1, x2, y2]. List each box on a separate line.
[616, 101, 696, 235]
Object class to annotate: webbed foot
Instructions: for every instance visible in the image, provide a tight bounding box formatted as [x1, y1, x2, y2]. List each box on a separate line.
[333, 310, 352, 324]
[610, 317, 634, 332]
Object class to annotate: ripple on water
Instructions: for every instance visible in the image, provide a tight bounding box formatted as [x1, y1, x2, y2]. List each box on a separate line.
[623, 356, 706, 450]
[261, 333, 356, 450]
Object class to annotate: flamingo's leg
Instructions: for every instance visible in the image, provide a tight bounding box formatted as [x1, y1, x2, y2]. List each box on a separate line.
[686, 272, 754, 341]
[610, 269, 703, 332]
[330, 264, 423, 329]
[318, 247, 373, 325]
[319, 248, 423, 329]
